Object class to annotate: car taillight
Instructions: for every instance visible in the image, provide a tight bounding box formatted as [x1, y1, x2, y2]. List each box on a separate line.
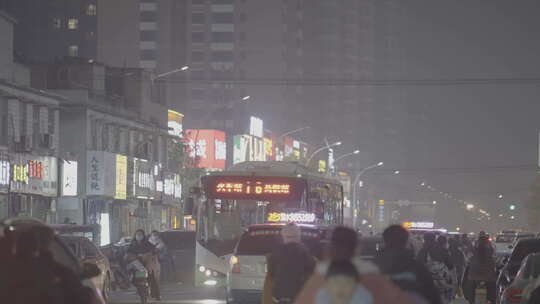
[507, 287, 522, 303]
[230, 255, 240, 273]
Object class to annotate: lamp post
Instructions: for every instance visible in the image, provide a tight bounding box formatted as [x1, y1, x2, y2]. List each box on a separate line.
[278, 126, 310, 140]
[334, 150, 360, 164]
[351, 161, 384, 228]
[305, 141, 342, 168]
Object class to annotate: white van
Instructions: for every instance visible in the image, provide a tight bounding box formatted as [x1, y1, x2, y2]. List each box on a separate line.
[226, 224, 323, 304]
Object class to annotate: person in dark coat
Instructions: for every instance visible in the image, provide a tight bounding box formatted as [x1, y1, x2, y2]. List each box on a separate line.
[375, 225, 442, 304]
[262, 223, 316, 304]
[417, 233, 454, 270]
[128, 229, 161, 301]
[462, 239, 497, 304]
[448, 238, 466, 294]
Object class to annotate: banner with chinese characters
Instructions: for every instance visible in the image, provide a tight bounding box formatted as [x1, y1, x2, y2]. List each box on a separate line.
[132, 158, 155, 199]
[10, 154, 58, 196]
[87, 151, 116, 197]
[184, 129, 226, 169]
[115, 155, 127, 199]
[0, 150, 9, 193]
[61, 160, 78, 196]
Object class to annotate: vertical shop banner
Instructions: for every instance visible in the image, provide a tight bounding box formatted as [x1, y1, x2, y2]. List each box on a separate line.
[283, 136, 294, 158]
[87, 151, 115, 197]
[61, 160, 78, 196]
[264, 138, 274, 161]
[233, 135, 249, 164]
[167, 110, 184, 138]
[249, 136, 265, 161]
[0, 151, 9, 193]
[133, 158, 155, 199]
[185, 130, 226, 169]
[115, 155, 127, 199]
[319, 160, 327, 173]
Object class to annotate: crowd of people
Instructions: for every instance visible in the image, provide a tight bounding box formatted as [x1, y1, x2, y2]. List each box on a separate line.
[262, 224, 498, 304]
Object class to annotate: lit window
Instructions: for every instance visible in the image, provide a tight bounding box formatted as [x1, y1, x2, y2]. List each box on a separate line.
[87, 4, 97, 16]
[68, 45, 79, 57]
[53, 18, 61, 29]
[68, 18, 79, 29]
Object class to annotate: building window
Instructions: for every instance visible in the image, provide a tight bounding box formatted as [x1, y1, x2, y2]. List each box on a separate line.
[212, 12, 233, 23]
[87, 4, 97, 16]
[211, 51, 234, 61]
[52, 18, 62, 29]
[140, 11, 156, 22]
[192, 13, 206, 24]
[211, 32, 234, 42]
[140, 49, 156, 60]
[140, 30, 156, 41]
[191, 51, 205, 62]
[68, 45, 79, 57]
[191, 31, 205, 43]
[68, 18, 79, 30]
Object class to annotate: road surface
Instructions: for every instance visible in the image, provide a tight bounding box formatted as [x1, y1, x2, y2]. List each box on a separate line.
[109, 282, 487, 304]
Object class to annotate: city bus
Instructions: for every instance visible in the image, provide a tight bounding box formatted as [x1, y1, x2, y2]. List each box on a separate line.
[193, 161, 344, 287]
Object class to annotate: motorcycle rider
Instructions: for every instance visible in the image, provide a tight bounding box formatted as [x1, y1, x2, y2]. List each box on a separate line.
[128, 229, 161, 301]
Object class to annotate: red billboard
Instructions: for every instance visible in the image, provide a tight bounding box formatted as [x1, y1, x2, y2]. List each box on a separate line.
[184, 129, 226, 169]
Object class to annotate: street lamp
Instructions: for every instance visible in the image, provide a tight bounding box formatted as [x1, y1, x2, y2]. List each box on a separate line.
[241, 95, 251, 101]
[305, 141, 342, 167]
[394, 170, 400, 175]
[151, 66, 190, 81]
[509, 204, 516, 211]
[498, 194, 503, 199]
[278, 126, 310, 140]
[351, 161, 384, 228]
[466, 203, 475, 210]
[432, 201, 437, 205]
[334, 149, 360, 164]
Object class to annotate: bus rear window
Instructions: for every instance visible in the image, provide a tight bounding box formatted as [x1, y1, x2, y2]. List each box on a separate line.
[236, 231, 281, 255]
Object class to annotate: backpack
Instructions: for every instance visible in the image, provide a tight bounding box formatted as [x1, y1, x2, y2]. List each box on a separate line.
[271, 243, 315, 300]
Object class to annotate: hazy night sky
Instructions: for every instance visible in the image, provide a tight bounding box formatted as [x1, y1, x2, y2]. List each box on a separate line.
[367, 1, 540, 224]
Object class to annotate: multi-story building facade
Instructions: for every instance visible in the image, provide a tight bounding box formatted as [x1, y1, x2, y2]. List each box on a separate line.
[1, 0, 97, 63]
[30, 62, 182, 242]
[0, 11, 63, 221]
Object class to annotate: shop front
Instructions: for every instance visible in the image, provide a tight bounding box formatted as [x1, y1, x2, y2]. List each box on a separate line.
[85, 151, 127, 245]
[155, 172, 182, 231]
[9, 153, 58, 223]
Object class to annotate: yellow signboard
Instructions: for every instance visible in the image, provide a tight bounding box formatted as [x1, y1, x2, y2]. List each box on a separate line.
[318, 160, 327, 173]
[115, 155, 127, 199]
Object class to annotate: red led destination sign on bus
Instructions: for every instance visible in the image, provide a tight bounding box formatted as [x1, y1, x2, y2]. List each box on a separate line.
[203, 176, 304, 201]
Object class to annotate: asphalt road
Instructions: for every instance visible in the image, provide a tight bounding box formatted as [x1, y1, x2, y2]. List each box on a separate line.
[109, 282, 226, 304]
[109, 282, 487, 304]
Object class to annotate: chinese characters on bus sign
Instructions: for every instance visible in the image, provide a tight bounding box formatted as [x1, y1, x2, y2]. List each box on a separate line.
[215, 182, 291, 195]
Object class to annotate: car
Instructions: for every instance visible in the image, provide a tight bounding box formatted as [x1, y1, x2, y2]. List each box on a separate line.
[158, 230, 196, 284]
[59, 235, 113, 302]
[226, 223, 323, 304]
[499, 253, 540, 304]
[0, 217, 105, 304]
[497, 238, 540, 303]
[495, 234, 517, 256]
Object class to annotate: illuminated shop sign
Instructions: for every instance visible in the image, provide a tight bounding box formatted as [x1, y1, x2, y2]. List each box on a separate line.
[184, 130, 226, 169]
[115, 155, 127, 200]
[87, 151, 116, 197]
[0, 152, 9, 193]
[167, 110, 184, 138]
[61, 160, 78, 196]
[403, 221, 435, 229]
[10, 154, 57, 196]
[133, 158, 155, 199]
[267, 212, 316, 223]
[250, 116, 264, 138]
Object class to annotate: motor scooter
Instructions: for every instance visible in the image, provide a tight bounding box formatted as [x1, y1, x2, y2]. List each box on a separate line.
[126, 254, 150, 304]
